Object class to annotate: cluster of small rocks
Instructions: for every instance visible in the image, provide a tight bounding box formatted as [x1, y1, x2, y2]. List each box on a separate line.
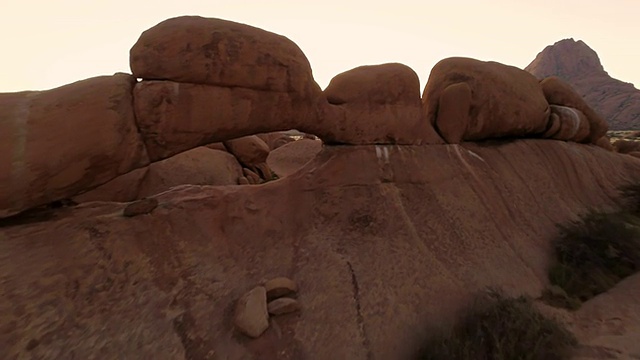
[234, 277, 300, 338]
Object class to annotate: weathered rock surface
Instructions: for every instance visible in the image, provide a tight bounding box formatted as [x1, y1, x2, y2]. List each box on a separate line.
[267, 139, 323, 178]
[324, 63, 442, 144]
[256, 132, 296, 150]
[544, 105, 590, 142]
[265, 277, 298, 301]
[570, 273, 640, 359]
[73, 168, 148, 203]
[422, 57, 550, 143]
[2, 140, 638, 359]
[613, 139, 640, 154]
[234, 287, 269, 338]
[130, 16, 317, 97]
[540, 76, 608, 143]
[74, 147, 243, 203]
[526, 38, 640, 130]
[0, 74, 149, 218]
[223, 136, 272, 179]
[132, 80, 316, 161]
[137, 147, 243, 198]
[122, 197, 158, 217]
[267, 298, 301, 315]
[595, 136, 614, 151]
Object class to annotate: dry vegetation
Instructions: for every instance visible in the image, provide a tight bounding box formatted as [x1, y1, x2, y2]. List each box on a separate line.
[415, 290, 576, 360]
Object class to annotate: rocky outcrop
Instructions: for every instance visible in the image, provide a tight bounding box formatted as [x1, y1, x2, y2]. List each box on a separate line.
[542, 105, 590, 142]
[73, 147, 243, 203]
[267, 139, 323, 178]
[0, 74, 149, 218]
[234, 287, 270, 338]
[0, 16, 623, 219]
[539, 76, 608, 143]
[324, 63, 442, 144]
[421, 57, 550, 144]
[132, 80, 314, 161]
[526, 38, 640, 130]
[223, 136, 272, 180]
[130, 16, 317, 97]
[2, 140, 639, 359]
[256, 132, 296, 150]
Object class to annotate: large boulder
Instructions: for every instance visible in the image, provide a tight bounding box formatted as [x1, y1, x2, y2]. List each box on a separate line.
[136, 147, 244, 198]
[267, 139, 323, 178]
[539, 76, 608, 143]
[422, 57, 551, 144]
[542, 105, 591, 142]
[74, 147, 243, 202]
[133, 81, 316, 161]
[130, 16, 325, 161]
[323, 63, 442, 144]
[0, 74, 149, 218]
[223, 136, 272, 180]
[130, 16, 318, 98]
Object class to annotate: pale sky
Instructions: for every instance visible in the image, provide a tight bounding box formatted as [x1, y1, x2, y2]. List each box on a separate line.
[1, 0, 639, 92]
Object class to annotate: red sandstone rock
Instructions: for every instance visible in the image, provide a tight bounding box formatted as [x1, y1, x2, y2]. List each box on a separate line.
[0, 74, 149, 218]
[122, 197, 158, 217]
[613, 139, 640, 154]
[137, 147, 243, 198]
[130, 16, 318, 97]
[541, 113, 562, 138]
[256, 132, 296, 150]
[223, 136, 272, 179]
[323, 63, 442, 144]
[73, 168, 148, 203]
[265, 277, 298, 300]
[267, 298, 301, 315]
[243, 168, 261, 184]
[206, 142, 227, 152]
[73, 147, 243, 202]
[267, 139, 323, 178]
[2, 140, 640, 359]
[540, 76, 608, 143]
[132, 80, 318, 161]
[548, 105, 590, 142]
[595, 136, 614, 151]
[422, 57, 550, 144]
[234, 287, 269, 338]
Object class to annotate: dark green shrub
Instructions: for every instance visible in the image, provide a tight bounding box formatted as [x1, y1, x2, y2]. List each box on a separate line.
[548, 211, 640, 302]
[416, 290, 576, 360]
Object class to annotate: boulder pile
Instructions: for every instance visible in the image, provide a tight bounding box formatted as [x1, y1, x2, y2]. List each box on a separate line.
[0, 15, 614, 218]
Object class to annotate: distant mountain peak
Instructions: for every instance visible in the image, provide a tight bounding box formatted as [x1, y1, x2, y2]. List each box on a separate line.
[525, 38, 606, 80]
[526, 39, 640, 130]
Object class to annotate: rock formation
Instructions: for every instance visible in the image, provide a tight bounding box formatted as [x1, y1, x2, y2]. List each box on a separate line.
[526, 38, 640, 130]
[0, 74, 149, 218]
[1, 18, 618, 217]
[421, 57, 551, 144]
[2, 140, 639, 359]
[223, 136, 273, 180]
[539, 76, 608, 143]
[267, 138, 323, 178]
[2, 14, 640, 360]
[324, 63, 442, 144]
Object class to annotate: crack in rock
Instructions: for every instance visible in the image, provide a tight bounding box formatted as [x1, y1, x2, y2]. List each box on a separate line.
[346, 261, 373, 360]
